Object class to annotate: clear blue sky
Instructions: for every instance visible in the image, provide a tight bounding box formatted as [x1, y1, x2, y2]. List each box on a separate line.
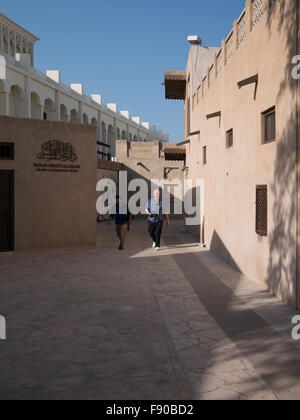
[2, 0, 245, 142]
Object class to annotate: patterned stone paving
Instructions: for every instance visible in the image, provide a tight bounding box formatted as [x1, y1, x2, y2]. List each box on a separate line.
[0, 219, 299, 400]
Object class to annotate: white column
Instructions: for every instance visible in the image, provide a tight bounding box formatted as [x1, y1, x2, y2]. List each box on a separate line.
[25, 75, 31, 118]
[96, 110, 101, 159]
[0, 90, 9, 116]
[38, 104, 44, 120]
[79, 101, 83, 123]
[97, 110, 102, 141]
[54, 90, 61, 121]
[113, 117, 117, 157]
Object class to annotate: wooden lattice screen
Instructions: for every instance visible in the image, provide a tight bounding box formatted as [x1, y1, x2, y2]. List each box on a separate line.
[256, 185, 268, 236]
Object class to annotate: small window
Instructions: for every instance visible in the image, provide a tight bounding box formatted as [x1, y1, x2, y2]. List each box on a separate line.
[262, 107, 276, 144]
[226, 129, 233, 148]
[256, 185, 268, 237]
[203, 146, 207, 165]
[43, 112, 47, 121]
[0, 143, 14, 160]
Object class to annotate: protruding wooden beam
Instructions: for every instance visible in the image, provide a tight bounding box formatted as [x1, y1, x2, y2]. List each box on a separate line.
[206, 111, 221, 120]
[177, 139, 190, 146]
[237, 74, 258, 89]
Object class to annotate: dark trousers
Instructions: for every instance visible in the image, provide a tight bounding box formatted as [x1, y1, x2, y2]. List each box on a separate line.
[148, 221, 163, 247]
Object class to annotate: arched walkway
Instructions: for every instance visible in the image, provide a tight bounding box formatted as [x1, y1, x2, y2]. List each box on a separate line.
[9, 85, 25, 118]
[107, 125, 114, 157]
[102, 122, 107, 144]
[44, 98, 55, 121]
[70, 109, 79, 123]
[83, 113, 89, 125]
[60, 104, 68, 122]
[107, 125, 114, 147]
[31, 92, 43, 120]
[0, 80, 8, 116]
[122, 130, 127, 140]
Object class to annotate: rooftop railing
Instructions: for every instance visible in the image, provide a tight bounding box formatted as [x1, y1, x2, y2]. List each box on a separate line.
[198, 0, 274, 101]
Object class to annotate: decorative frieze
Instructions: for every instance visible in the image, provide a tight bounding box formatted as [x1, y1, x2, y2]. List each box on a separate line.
[226, 33, 234, 63]
[252, 0, 264, 28]
[238, 12, 246, 46]
[2, 24, 8, 41]
[22, 37, 27, 53]
[0, 20, 34, 62]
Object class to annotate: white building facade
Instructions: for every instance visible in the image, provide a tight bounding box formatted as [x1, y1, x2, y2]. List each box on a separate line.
[0, 13, 169, 159]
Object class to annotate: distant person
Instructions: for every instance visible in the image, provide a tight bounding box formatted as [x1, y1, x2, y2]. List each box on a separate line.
[108, 196, 132, 250]
[145, 190, 170, 251]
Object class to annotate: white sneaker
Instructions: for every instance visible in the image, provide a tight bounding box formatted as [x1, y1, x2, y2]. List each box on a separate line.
[156, 247, 160, 251]
[152, 242, 156, 248]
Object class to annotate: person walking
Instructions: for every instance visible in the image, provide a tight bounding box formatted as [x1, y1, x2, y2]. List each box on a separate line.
[145, 190, 170, 251]
[108, 196, 132, 250]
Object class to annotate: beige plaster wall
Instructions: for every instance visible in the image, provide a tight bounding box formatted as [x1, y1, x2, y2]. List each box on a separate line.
[185, 0, 299, 307]
[116, 140, 185, 216]
[0, 116, 97, 252]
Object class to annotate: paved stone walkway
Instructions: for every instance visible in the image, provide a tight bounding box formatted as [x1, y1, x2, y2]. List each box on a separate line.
[0, 219, 299, 400]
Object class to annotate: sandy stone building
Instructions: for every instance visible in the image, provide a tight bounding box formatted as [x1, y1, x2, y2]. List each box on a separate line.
[0, 13, 169, 160]
[116, 140, 185, 214]
[164, 0, 300, 309]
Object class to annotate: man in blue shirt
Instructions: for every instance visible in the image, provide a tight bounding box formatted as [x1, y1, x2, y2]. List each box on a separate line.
[145, 190, 170, 251]
[108, 196, 132, 250]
